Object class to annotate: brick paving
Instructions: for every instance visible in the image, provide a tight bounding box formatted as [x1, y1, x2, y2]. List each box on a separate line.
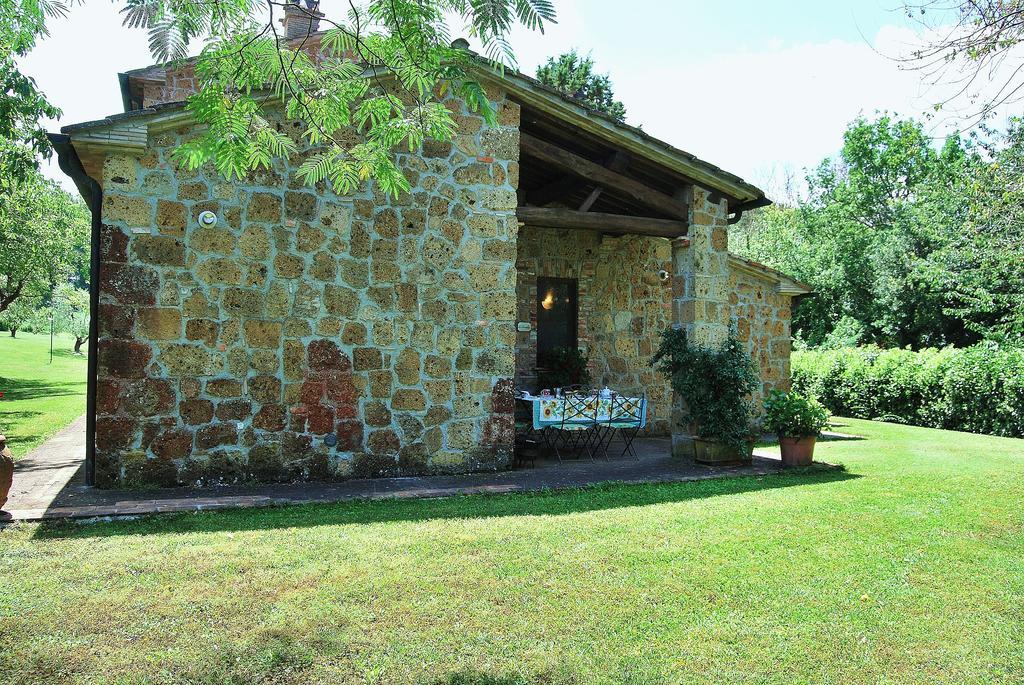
[3, 422, 800, 522]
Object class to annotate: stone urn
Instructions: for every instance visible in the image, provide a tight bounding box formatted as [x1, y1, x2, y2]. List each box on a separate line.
[0, 434, 13, 512]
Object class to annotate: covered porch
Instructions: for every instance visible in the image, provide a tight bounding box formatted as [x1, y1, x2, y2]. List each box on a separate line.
[507, 85, 766, 439]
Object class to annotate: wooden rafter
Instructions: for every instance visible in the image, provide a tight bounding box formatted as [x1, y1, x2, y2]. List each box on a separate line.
[520, 133, 690, 219]
[517, 207, 688, 238]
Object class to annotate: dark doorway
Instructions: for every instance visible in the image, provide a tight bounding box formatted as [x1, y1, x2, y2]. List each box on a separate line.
[536, 277, 578, 356]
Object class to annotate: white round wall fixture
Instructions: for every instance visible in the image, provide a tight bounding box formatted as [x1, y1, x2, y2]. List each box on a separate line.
[198, 210, 218, 227]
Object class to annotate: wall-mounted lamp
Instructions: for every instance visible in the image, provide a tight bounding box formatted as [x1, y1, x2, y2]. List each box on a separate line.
[198, 210, 218, 228]
[541, 288, 556, 310]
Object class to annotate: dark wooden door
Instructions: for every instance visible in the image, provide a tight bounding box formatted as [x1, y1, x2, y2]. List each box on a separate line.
[536, 277, 578, 356]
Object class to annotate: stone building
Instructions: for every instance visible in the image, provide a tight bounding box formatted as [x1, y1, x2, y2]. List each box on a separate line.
[51, 22, 809, 488]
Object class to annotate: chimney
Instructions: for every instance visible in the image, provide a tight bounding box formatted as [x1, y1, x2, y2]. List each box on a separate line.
[280, 0, 324, 40]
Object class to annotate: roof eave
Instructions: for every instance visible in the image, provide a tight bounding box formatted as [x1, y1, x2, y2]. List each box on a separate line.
[474, 65, 767, 204]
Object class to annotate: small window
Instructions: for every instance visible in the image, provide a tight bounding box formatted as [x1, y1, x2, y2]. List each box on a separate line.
[536, 277, 578, 356]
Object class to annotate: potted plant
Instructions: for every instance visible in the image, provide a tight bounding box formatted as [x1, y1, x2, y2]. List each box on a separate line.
[536, 347, 592, 391]
[763, 390, 830, 467]
[0, 432, 13, 514]
[652, 328, 759, 465]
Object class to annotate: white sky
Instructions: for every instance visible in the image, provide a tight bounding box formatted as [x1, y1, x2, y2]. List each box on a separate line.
[21, 0, 1021, 198]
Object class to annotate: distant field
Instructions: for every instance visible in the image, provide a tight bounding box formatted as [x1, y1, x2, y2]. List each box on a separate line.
[0, 332, 87, 459]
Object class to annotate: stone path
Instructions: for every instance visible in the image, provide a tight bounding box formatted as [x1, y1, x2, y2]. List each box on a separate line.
[3, 419, 814, 522]
[4, 414, 88, 519]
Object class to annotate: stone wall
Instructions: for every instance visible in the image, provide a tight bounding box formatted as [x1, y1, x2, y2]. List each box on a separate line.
[729, 265, 793, 412]
[515, 226, 673, 435]
[92, 89, 521, 487]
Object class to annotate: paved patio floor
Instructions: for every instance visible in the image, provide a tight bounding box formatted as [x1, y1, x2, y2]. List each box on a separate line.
[3, 418, 800, 522]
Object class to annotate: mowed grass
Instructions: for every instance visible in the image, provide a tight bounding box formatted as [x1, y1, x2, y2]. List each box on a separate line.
[0, 332, 87, 458]
[2, 418, 1023, 684]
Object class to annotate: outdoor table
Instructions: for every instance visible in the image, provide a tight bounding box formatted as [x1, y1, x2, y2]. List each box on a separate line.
[520, 393, 647, 430]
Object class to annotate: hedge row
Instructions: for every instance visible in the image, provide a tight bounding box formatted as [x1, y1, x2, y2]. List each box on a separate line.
[791, 344, 1024, 438]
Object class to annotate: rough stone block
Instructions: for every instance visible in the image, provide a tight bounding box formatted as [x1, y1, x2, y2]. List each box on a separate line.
[180, 398, 215, 425]
[306, 405, 334, 434]
[393, 389, 426, 411]
[206, 378, 242, 397]
[96, 416, 138, 451]
[222, 288, 264, 317]
[368, 370, 393, 398]
[367, 429, 401, 456]
[101, 263, 159, 306]
[159, 343, 218, 376]
[353, 348, 383, 371]
[446, 420, 476, 449]
[99, 339, 152, 378]
[185, 319, 218, 346]
[253, 404, 286, 431]
[156, 200, 187, 232]
[285, 191, 318, 220]
[243, 320, 283, 349]
[308, 339, 350, 371]
[132, 235, 185, 266]
[197, 422, 239, 449]
[247, 193, 283, 223]
[283, 340, 306, 380]
[395, 348, 420, 386]
[238, 226, 271, 260]
[274, 254, 305, 279]
[119, 378, 176, 416]
[103, 194, 151, 227]
[364, 401, 392, 427]
[192, 226, 236, 254]
[151, 428, 193, 460]
[335, 420, 363, 451]
[136, 307, 182, 340]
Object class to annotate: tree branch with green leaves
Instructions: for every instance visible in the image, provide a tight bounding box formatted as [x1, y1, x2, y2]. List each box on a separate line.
[120, 0, 556, 195]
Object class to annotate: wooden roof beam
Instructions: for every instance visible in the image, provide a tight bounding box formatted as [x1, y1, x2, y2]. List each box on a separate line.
[520, 132, 690, 220]
[517, 206, 688, 238]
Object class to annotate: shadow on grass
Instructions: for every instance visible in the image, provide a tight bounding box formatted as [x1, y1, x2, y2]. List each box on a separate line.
[32, 465, 858, 541]
[819, 433, 865, 442]
[0, 376, 85, 402]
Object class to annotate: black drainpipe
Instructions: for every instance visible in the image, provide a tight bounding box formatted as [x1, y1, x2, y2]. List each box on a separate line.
[48, 133, 100, 486]
[727, 196, 773, 225]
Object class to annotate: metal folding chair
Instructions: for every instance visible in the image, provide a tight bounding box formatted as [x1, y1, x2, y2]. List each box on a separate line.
[552, 391, 601, 460]
[599, 393, 647, 460]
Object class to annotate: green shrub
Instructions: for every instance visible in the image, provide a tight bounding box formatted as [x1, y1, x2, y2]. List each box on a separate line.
[764, 391, 830, 438]
[792, 344, 1024, 437]
[653, 328, 759, 453]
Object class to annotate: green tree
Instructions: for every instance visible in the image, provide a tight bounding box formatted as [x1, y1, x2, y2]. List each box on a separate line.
[535, 49, 626, 121]
[123, 0, 556, 195]
[53, 283, 89, 352]
[4, 0, 555, 193]
[0, 0, 64, 177]
[0, 296, 39, 337]
[0, 170, 90, 314]
[732, 114, 990, 349]
[934, 119, 1024, 341]
[901, 1, 1024, 124]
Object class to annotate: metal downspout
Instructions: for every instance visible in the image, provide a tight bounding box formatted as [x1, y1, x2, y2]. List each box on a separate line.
[47, 133, 100, 486]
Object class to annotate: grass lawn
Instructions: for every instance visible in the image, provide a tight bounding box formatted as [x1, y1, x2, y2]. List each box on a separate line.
[2, 418, 1022, 684]
[0, 332, 88, 459]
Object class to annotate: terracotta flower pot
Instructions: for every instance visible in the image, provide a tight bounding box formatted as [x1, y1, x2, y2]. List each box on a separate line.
[779, 435, 816, 467]
[0, 434, 13, 511]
